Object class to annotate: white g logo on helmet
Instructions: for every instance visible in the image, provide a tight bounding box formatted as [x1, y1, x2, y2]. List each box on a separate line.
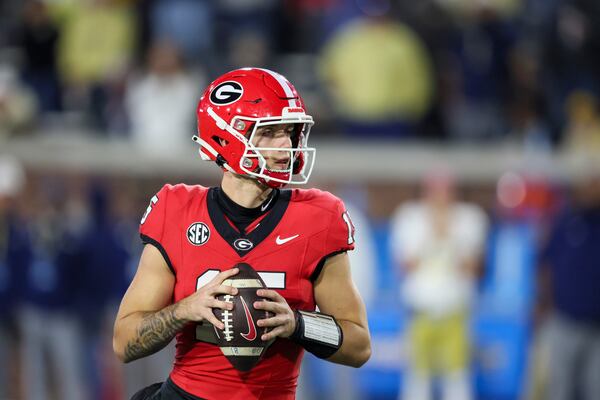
[210, 81, 244, 105]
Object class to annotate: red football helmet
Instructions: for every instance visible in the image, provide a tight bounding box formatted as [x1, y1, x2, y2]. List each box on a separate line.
[193, 68, 315, 188]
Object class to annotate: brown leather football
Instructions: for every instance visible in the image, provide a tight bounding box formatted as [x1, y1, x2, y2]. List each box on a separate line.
[213, 263, 274, 372]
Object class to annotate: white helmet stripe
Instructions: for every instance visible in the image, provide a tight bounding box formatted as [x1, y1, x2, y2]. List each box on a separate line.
[258, 68, 298, 108]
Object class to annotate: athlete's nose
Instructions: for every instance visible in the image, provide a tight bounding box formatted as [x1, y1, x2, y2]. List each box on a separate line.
[275, 132, 293, 149]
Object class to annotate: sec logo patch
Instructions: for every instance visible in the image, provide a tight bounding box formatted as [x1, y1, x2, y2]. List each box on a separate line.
[187, 222, 210, 246]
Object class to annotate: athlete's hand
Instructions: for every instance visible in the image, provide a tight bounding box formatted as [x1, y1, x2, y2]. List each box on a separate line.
[254, 289, 296, 341]
[175, 268, 239, 329]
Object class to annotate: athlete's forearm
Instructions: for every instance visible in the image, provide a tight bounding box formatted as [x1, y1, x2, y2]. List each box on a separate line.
[325, 320, 371, 368]
[114, 303, 188, 363]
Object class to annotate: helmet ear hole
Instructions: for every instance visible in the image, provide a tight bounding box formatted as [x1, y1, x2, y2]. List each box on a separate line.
[213, 136, 229, 146]
[243, 123, 255, 139]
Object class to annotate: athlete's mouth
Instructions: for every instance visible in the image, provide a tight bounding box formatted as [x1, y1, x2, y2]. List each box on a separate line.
[267, 158, 291, 172]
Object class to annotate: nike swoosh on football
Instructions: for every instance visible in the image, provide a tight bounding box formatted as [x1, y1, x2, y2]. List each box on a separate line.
[275, 234, 300, 245]
[240, 296, 257, 341]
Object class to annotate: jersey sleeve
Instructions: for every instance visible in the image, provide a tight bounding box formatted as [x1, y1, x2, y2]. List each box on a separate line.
[139, 184, 175, 273]
[324, 197, 356, 255]
[309, 196, 356, 281]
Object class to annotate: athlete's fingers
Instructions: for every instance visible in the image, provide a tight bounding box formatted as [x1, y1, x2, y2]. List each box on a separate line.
[204, 313, 225, 330]
[209, 298, 234, 311]
[256, 315, 287, 328]
[196, 268, 239, 294]
[213, 268, 239, 284]
[257, 300, 291, 315]
[257, 289, 284, 302]
[213, 284, 238, 296]
[261, 325, 288, 341]
[253, 299, 287, 314]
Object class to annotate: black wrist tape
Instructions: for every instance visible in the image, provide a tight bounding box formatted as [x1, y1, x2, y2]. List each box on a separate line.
[289, 310, 343, 359]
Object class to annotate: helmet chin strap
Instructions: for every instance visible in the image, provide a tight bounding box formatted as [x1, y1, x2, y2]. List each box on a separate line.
[227, 169, 283, 190]
[193, 135, 237, 173]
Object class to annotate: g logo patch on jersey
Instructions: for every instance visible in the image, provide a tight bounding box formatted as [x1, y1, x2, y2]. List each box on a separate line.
[210, 81, 243, 105]
[233, 238, 254, 251]
[187, 222, 210, 246]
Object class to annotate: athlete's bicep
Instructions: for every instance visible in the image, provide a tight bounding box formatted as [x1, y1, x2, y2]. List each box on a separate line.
[313, 252, 371, 366]
[313, 252, 366, 328]
[116, 244, 175, 321]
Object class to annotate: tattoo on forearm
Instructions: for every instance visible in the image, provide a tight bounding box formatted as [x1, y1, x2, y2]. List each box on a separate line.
[123, 305, 186, 362]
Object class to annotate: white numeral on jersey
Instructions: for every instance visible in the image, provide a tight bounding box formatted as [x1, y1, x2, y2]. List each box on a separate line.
[140, 195, 158, 225]
[196, 269, 220, 290]
[259, 272, 286, 289]
[342, 211, 355, 245]
[196, 269, 286, 290]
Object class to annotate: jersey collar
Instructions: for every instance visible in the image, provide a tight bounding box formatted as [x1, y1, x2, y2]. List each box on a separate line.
[207, 187, 291, 256]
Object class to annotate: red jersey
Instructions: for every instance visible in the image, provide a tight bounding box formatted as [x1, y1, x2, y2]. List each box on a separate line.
[139, 184, 355, 400]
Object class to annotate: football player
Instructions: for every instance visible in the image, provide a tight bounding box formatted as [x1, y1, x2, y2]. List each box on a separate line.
[113, 68, 371, 399]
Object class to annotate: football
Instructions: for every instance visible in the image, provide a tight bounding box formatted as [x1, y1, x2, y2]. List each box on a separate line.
[213, 262, 274, 372]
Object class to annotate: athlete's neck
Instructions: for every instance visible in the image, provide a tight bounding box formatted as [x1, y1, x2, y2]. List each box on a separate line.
[221, 172, 273, 208]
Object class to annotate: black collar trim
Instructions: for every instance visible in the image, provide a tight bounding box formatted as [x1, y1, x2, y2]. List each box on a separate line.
[214, 186, 278, 233]
[207, 187, 292, 256]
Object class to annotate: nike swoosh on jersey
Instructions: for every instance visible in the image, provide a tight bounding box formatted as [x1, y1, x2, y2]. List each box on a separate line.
[240, 296, 257, 341]
[275, 234, 300, 245]
[261, 195, 274, 211]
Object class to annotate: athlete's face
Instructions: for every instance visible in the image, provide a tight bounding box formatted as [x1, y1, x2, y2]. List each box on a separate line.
[252, 123, 296, 171]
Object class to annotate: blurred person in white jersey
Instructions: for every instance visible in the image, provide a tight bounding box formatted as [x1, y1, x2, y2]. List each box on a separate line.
[390, 169, 488, 400]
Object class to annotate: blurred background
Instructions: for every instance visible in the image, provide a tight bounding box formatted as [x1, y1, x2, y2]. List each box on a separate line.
[1, 0, 600, 399]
